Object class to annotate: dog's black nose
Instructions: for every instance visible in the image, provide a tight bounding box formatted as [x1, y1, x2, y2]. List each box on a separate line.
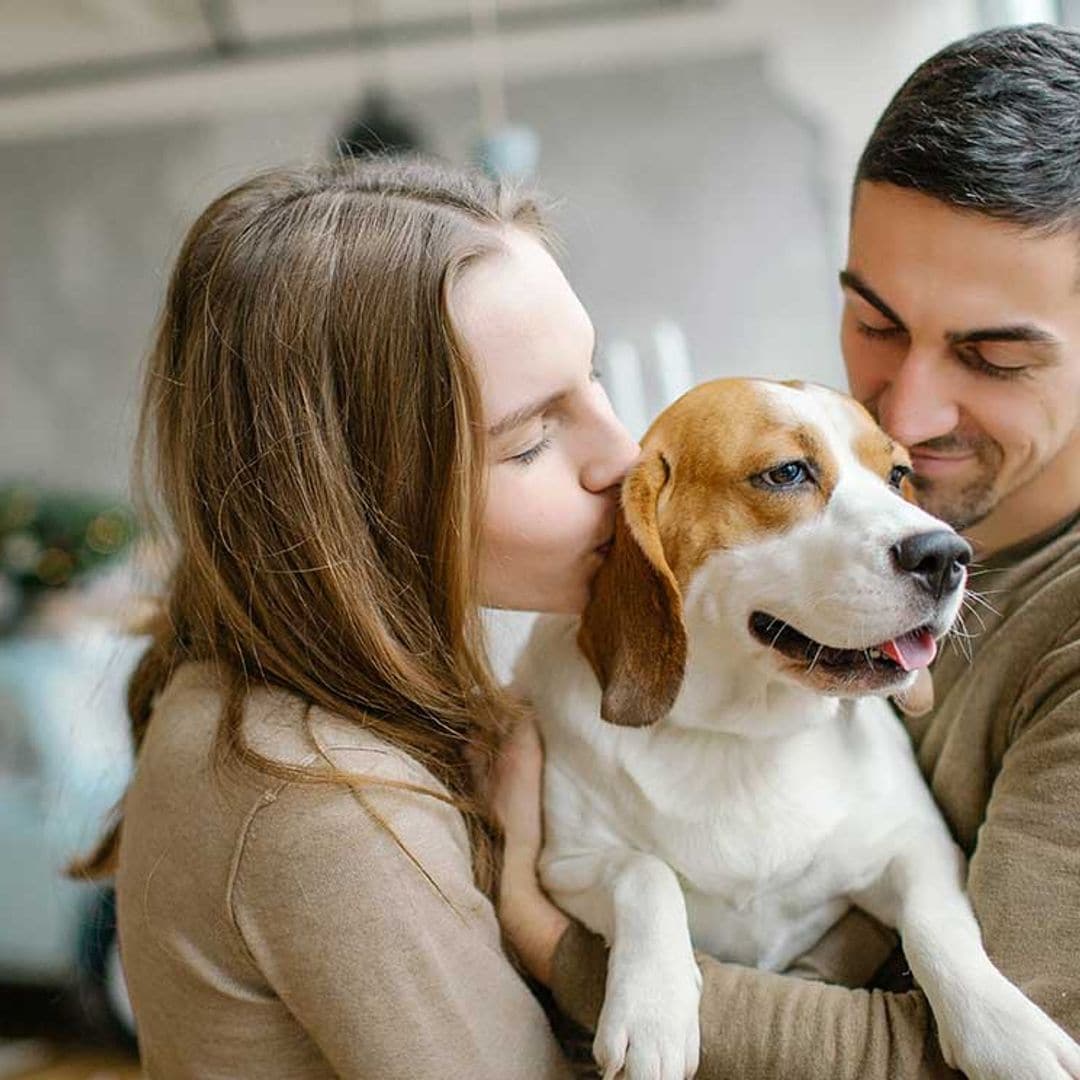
[892, 530, 972, 599]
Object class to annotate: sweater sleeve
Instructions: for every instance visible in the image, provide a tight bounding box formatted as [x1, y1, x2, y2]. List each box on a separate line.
[550, 920, 955, 1080]
[230, 758, 573, 1080]
[550, 652, 1080, 1080]
[970, 628, 1080, 1038]
[782, 907, 898, 988]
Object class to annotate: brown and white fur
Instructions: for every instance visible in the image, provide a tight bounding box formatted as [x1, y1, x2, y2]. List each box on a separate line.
[514, 379, 1080, 1080]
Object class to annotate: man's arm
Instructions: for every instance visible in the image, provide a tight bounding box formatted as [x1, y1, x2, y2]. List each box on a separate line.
[550, 920, 954, 1080]
[966, 651, 1080, 1036]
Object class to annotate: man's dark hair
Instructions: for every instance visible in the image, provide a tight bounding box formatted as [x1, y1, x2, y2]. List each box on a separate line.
[856, 23, 1080, 233]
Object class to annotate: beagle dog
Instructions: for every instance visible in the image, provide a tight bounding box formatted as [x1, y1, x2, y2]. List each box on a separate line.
[514, 379, 1080, 1080]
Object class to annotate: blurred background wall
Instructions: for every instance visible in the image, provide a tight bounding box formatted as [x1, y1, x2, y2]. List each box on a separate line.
[1, 47, 832, 493]
[5, 0, 1049, 496]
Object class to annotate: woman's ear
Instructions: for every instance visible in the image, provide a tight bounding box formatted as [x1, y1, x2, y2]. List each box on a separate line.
[577, 451, 687, 727]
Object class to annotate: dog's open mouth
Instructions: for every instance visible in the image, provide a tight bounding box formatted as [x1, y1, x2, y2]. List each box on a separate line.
[749, 610, 937, 688]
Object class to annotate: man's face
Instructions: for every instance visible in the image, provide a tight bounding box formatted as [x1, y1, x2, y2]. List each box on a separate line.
[842, 182, 1080, 536]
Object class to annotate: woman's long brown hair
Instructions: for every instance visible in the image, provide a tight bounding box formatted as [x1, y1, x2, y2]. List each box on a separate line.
[73, 156, 545, 893]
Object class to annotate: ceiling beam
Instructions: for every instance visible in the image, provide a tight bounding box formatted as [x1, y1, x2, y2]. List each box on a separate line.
[0, 2, 762, 143]
[0, 0, 705, 97]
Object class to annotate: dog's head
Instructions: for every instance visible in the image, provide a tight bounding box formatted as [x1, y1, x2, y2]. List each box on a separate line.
[579, 378, 971, 728]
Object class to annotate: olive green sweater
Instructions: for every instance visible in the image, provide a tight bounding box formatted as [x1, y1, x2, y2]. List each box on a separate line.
[552, 510, 1080, 1078]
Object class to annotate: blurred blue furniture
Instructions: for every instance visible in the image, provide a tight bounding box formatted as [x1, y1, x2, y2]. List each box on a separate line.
[0, 628, 142, 1034]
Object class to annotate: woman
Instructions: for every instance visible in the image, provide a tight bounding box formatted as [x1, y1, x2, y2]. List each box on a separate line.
[85, 155, 639, 1078]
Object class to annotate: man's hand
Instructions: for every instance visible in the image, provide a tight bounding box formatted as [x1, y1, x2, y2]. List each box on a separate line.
[485, 716, 569, 986]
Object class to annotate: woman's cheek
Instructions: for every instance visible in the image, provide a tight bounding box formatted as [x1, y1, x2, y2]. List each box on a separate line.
[484, 464, 557, 551]
[525, 449, 597, 547]
[486, 447, 598, 557]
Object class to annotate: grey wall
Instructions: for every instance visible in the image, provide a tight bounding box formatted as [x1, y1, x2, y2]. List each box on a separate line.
[0, 50, 842, 496]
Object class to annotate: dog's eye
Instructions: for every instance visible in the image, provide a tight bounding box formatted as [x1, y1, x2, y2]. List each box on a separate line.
[888, 465, 912, 490]
[759, 461, 810, 488]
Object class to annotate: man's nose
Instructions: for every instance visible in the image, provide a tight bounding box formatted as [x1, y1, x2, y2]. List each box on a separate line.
[583, 420, 641, 493]
[875, 350, 960, 448]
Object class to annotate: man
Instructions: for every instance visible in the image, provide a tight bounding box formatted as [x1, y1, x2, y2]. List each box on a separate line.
[498, 22, 1080, 1079]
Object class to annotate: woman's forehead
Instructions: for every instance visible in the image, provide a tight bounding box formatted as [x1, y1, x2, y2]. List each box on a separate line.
[452, 230, 593, 421]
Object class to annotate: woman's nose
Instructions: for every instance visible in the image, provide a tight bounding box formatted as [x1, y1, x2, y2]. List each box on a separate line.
[582, 417, 641, 493]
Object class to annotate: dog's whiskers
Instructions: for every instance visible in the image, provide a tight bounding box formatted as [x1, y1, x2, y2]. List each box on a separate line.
[949, 620, 978, 642]
[965, 592, 1002, 618]
[947, 611, 975, 664]
[960, 604, 990, 637]
[959, 591, 989, 626]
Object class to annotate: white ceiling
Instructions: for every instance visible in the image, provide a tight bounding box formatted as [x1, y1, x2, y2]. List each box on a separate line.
[0, 0, 739, 141]
[0, 1, 681, 83]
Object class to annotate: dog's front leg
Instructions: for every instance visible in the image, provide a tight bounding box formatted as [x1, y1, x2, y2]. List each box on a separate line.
[853, 830, 1080, 1080]
[544, 850, 702, 1080]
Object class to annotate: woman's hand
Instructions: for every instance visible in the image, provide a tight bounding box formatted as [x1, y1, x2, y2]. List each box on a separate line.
[485, 716, 570, 986]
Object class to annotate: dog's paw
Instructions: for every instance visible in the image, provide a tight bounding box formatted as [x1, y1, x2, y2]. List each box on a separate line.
[592, 950, 702, 1080]
[935, 976, 1080, 1080]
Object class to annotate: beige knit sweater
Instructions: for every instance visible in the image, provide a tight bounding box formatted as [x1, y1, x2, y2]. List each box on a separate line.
[116, 511, 1080, 1078]
[116, 665, 573, 1079]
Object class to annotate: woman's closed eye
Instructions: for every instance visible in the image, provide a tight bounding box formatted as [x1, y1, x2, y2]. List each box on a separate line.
[504, 418, 556, 466]
[503, 370, 603, 467]
[511, 432, 553, 465]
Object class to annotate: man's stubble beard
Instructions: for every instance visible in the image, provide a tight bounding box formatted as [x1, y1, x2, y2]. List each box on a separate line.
[910, 436, 1005, 532]
[860, 392, 1006, 531]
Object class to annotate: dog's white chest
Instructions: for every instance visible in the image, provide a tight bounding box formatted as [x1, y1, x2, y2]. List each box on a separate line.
[542, 707, 876, 968]
[629, 723, 856, 881]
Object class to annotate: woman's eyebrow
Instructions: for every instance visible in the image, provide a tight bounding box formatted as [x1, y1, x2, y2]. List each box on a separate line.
[488, 390, 566, 438]
[488, 340, 598, 438]
[839, 270, 906, 328]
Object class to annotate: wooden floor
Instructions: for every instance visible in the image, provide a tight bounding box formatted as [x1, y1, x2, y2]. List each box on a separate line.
[0, 986, 140, 1080]
[0, 1044, 139, 1080]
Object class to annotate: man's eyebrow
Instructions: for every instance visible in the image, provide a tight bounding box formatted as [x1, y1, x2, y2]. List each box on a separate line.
[488, 390, 566, 438]
[841, 270, 1063, 352]
[839, 270, 906, 327]
[947, 325, 1062, 347]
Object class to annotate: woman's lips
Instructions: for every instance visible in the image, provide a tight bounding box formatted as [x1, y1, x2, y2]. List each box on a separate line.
[594, 539, 614, 557]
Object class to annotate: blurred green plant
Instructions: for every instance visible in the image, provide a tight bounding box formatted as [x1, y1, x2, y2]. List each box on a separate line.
[0, 485, 137, 633]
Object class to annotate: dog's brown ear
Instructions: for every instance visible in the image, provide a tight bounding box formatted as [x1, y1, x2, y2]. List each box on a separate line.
[578, 451, 687, 727]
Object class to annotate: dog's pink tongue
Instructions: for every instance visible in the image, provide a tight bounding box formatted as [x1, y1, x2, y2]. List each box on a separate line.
[882, 628, 938, 672]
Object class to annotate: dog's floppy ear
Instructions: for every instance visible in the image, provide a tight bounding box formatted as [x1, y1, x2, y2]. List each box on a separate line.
[578, 450, 687, 727]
